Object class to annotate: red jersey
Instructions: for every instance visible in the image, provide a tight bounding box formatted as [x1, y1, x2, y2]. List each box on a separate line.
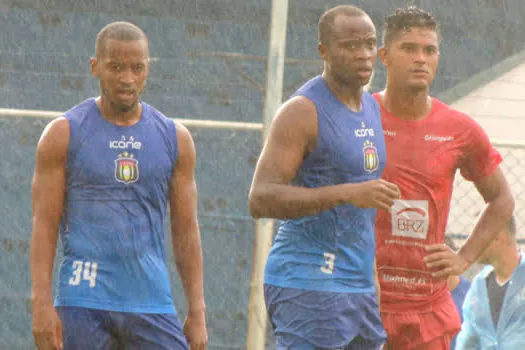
[373, 94, 502, 311]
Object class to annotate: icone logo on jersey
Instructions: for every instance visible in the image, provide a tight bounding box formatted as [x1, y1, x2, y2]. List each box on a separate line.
[109, 135, 142, 150]
[115, 152, 139, 184]
[355, 121, 375, 138]
[391, 200, 429, 239]
[363, 140, 379, 173]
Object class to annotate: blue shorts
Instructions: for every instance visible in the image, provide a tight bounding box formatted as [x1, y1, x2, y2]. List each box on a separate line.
[56, 307, 188, 350]
[265, 285, 386, 349]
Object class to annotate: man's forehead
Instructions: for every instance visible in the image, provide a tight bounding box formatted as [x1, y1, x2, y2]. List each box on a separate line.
[393, 28, 438, 44]
[100, 54, 149, 64]
[101, 53, 148, 61]
[331, 14, 376, 37]
[101, 41, 149, 59]
[103, 38, 147, 51]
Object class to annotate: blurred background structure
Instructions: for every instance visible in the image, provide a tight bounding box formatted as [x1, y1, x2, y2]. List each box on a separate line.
[1, 0, 524, 348]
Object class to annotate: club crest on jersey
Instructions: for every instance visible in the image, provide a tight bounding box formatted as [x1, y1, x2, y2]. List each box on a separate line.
[363, 140, 379, 173]
[115, 152, 139, 184]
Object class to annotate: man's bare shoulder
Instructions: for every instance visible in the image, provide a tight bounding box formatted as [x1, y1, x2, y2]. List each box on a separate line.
[38, 117, 69, 147]
[279, 95, 317, 116]
[171, 120, 196, 168]
[272, 96, 318, 131]
[172, 120, 194, 149]
[35, 117, 70, 168]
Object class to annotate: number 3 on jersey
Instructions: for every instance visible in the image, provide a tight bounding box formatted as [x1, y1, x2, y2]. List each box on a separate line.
[321, 252, 336, 274]
[69, 260, 98, 288]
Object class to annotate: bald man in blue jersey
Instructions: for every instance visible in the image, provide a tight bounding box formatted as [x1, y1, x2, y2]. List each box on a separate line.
[30, 22, 207, 350]
[249, 5, 400, 350]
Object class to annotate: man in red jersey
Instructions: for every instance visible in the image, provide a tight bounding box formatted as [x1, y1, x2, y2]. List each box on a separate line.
[373, 7, 515, 349]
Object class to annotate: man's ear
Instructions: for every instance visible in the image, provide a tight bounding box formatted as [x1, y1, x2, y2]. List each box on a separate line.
[90, 57, 99, 78]
[378, 46, 389, 67]
[318, 42, 327, 61]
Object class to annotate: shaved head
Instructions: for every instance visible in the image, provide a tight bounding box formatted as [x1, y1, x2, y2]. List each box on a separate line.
[95, 21, 149, 58]
[318, 5, 368, 46]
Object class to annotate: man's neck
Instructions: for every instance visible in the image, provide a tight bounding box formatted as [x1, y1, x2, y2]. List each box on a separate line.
[97, 97, 142, 127]
[382, 83, 431, 121]
[493, 249, 521, 284]
[322, 72, 363, 113]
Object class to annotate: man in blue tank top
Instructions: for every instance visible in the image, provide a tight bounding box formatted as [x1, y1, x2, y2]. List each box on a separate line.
[30, 22, 207, 350]
[249, 6, 401, 350]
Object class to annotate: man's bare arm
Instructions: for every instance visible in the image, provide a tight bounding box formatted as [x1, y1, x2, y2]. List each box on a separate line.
[425, 167, 514, 277]
[249, 96, 400, 220]
[30, 117, 69, 304]
[459, 167, 514, 267]
[30, 117, 68, 350]
[170, 122, 205, 314]
[170, 122, 207, 348]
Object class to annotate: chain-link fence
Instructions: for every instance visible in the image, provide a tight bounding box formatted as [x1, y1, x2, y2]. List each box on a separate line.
[447, 141, 525, 253]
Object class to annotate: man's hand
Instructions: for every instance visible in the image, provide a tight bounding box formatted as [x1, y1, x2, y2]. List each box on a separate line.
[350, 179, 401, 211]
[424, 244, 470, 279]
[183, 309, 208, 350]
[32, 301, 63, 350]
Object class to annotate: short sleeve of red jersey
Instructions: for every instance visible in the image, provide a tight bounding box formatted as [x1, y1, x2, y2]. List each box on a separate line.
[459, 115, 502, 182]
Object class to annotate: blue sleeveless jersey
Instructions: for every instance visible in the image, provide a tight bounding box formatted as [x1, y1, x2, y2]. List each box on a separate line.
[264, 76, 386, 293]
[54, 98, 178, 314]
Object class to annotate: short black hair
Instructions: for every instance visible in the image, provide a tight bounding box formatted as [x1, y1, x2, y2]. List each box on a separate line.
[318, 5, 368, 46]
[95, 21, 149, 58]
[382, 6, 439, 47]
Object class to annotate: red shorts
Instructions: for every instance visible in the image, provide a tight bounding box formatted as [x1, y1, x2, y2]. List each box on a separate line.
[385, 335, 451, 350]
[381, 297, 460, 349]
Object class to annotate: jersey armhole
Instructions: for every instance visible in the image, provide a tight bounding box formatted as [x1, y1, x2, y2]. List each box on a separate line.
[170, 119, 179, 168]
[298, 95, 321, 163]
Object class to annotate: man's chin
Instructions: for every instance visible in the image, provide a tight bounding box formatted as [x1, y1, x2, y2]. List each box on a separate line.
[406, 80, 430, 91]
[115, 100, 138, 113]
[358, 77, 372, 88]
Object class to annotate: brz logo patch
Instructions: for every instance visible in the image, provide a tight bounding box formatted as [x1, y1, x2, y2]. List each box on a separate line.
[391, 200, 429, 239]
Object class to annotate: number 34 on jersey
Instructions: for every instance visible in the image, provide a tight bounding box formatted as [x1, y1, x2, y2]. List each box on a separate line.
[69, 260, 98, 288]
